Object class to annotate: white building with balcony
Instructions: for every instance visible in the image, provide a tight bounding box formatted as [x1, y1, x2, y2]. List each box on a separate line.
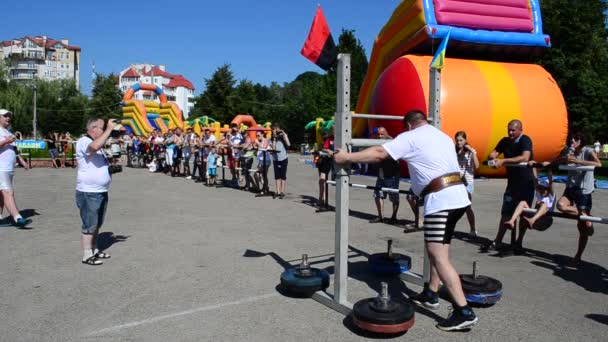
[118, 64, 195, 118]
[1, 36, 81, 88]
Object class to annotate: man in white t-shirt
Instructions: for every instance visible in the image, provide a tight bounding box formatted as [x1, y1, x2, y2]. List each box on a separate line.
[333, 110, 477, 332]
[0, 109, 31, 228]
[75, 117, 117, 266]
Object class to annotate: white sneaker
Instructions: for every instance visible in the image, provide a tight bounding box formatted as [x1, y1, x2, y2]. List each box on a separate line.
[186, 176, 192, 179]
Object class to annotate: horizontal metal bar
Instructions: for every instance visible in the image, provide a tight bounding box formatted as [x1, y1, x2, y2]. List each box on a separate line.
[558, 165, 596, 171]
[311, 291, 353, 316]
[349, 139, 391, 147]
[326, 180, 414, 195]
[398, 271, 425, 287]
[484, 161, 596, 171]
[220, 166, 258, 173]
[352, 113, 404, 121]
[522, 208, 607, 224]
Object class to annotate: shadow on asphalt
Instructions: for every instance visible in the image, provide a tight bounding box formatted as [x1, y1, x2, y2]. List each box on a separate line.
[297, 195, 418, 230]
[585, 313, 608, 326]
[97, 232, 130, 252]
[21, 208, 40, 218]
[453, 231, 608, 294]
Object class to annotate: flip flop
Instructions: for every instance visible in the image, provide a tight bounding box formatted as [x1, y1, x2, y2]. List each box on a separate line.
[82, 256, 103, 266]
[94, 252, 111, 259]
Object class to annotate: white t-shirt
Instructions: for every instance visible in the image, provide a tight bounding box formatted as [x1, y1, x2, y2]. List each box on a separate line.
[76, 136, 111, 193]
[0, 127, 16, 172]
[383, 124, 470, 216]
[230, 133, 243, 157]
[536, 191, 555, 212]
[203, 135, 217, 156]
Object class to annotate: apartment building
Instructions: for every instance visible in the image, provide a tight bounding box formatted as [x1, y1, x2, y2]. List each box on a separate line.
[0, 36, 81, 88]
[118, 64, 195, 118]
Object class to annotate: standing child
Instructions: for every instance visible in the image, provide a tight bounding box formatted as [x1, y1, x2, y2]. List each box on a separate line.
[455, 131, 479, 235]
[206, 146, 218, 186]
[505, 161, 555, 231]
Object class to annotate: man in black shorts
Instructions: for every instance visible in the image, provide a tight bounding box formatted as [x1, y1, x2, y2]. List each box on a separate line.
[370, 127, 400, 224]
[334, 110, 477, 331]
[487, 119, 534, 253]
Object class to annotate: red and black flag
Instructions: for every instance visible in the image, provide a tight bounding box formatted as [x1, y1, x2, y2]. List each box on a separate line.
[300, 6, 338, 71]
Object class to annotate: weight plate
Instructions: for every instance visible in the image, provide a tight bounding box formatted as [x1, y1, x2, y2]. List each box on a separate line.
[353, 315, 415, 334]
[465, 290, 503, 305]
[280, 268, 329, 296]
[368, 253, 412, 274]
[460, 274, 503, 294]
[352, 297, 415, 325]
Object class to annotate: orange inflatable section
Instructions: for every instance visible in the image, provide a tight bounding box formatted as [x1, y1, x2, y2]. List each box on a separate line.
[366, 55, 568, 177]
[231, 114, 258, 140]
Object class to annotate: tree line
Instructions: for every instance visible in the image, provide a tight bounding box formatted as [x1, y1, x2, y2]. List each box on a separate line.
[0, 1, 606, 145]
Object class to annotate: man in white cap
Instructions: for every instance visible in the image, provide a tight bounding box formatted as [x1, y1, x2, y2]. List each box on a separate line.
[0, 109, 31, 228]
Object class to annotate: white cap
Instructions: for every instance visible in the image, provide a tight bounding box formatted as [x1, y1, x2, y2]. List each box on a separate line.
[0, 109, 13, 116]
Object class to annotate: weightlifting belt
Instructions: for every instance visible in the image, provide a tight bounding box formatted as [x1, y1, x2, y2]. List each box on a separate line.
[419, 172, 464, 199]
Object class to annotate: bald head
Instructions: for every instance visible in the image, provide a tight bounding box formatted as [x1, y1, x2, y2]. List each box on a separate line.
[507, 119, 523, 140]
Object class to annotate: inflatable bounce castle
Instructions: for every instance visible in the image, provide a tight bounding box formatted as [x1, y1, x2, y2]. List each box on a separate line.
[354, 0, 568, 177]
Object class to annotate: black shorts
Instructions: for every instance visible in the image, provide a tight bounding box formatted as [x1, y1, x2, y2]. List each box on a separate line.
[317, 157, 332, 175]
[273, 159, 288, 180]
[423, 207, 468, 244]
[501, 183, 535, 218]
[174, 148, 182, 160]
[563, 186, 593, 212]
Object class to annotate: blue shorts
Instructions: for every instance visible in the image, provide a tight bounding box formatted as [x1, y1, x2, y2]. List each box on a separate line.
[49, 148, 59, 159]
[75, 191, 108, 234]
[373, 177, 400, 203]
[208, 168, 217, 176]
[563, 186, 593, 211]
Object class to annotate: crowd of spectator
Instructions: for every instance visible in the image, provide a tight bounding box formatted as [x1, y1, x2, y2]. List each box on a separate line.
[114, 123, 290, 198]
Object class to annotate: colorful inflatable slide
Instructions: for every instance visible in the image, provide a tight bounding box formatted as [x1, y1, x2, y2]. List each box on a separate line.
[355, 0, 567, 176]
[121, 83, 185, 137]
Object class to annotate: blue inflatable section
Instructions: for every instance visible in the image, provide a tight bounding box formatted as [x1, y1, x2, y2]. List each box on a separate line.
[422, 0, 550, 48]
[426, 25, 550, 48]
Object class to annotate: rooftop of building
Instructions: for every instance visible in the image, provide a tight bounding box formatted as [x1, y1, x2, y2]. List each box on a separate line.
[120, 64, 195, 90]
[0, 35, 81, 51]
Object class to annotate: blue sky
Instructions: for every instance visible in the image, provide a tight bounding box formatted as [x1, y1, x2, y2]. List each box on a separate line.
[3, 0, 400, 95]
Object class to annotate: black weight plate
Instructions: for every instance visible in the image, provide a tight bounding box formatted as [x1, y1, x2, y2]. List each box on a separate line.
[460, 274, 503, 294]
[353, 297, 415, 325]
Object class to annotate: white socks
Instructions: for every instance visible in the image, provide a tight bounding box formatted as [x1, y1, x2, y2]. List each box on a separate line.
[83, 249, 94, 261]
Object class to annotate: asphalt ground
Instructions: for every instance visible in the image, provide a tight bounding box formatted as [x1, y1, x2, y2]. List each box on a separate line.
[0, 155, 606, 341]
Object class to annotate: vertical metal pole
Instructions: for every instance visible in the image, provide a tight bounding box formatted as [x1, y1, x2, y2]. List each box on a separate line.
[334, 54, 351, 305]
[421, 66, 443, 285]
[428, 68, 442, 129]
[33, 84, 37, 139]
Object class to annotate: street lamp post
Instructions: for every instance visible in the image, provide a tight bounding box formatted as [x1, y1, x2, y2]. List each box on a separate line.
[33, 83, 37, 139]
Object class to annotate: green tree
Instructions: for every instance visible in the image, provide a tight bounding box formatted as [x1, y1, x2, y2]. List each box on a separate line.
[0, 84, 33, 136]
[328, 29, 369, 108]
[36, 79, 89, 135]
[232, 79, 257, 115]
[538, 0, 608, 140]
[191, 64, 236, 123]
[89, 73, 123, 123]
